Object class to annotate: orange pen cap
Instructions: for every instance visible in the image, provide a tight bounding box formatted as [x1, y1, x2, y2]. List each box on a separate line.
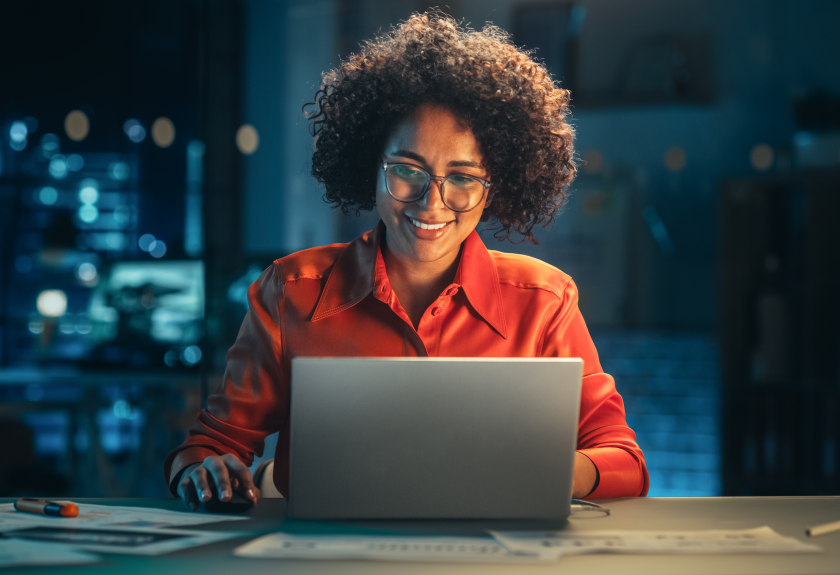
[59, 503, 79, 517]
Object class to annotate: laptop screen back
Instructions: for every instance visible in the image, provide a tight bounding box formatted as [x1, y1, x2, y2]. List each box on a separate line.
[289, 357, 583, 519]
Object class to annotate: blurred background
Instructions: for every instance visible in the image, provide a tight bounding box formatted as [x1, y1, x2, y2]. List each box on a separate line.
[1, 0, 838, 499]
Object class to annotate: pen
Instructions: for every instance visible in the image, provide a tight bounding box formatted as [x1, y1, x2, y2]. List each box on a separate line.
[805, 519, 840, 537]
[14, 498, 79, 518]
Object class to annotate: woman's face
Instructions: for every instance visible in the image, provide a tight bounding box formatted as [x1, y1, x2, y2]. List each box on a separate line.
[376, 104, 489, 267]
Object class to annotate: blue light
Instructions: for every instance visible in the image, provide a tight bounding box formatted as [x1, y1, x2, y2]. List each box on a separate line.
[104, 233, 126, 250]
[39, 186, 59, 205]
[138, 233, 155, 251]
[76, 262, 98, 282]
[10, 121, 27, 143]
[40, 133, 60, 158]
[79, 204, 99, 223]
[109, 162, 130, 180]
[181, 345, 202, 366]
[124, 119, 146, 143]
[10, 138, 27, 151]
[23, 116, 38, 133]
[66, 154, 84, 171]
[49, 156, 68, 179]
[149, 240, 167, 258]
[79, 186, 99, 205]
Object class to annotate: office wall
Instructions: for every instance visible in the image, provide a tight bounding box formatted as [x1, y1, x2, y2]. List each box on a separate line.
[241, 0, 342, 256]
[462, 0, 840, 329]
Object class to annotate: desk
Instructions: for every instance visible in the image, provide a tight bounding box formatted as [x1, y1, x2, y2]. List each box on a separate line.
[2, 497, 839, 574]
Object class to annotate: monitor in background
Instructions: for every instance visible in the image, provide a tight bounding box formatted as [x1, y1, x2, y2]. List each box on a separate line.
[85, 261, 204, 369]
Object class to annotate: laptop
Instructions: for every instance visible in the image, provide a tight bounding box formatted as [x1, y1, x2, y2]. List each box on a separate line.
[288, 357, 583, 520]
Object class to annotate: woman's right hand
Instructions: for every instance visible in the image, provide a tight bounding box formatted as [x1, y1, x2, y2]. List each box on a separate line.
[176, 454, 262, 511]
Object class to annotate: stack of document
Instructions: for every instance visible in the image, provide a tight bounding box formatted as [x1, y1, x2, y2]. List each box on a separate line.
[234, 526, 821, 564]
[0, 503, 246, 567]
[235, 532, 552, 563]
[490, 526, 822, 560]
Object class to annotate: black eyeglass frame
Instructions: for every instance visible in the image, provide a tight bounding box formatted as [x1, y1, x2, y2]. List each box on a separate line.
[382, 162, 492, 213]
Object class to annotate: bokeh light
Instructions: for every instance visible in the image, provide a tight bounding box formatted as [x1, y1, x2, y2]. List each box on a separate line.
[181, 345, 202, 366]
[40, 134, 59, 157]
[79, 183, 99, 205]
[64, 110, 90, 141]
[750, 144, 774, 171]
[59, 316, 75, 334]
[10, 138, 27, 151]
[124, 119, 146, 143]
[151, 117, 175, 148]
[109, 162, 130, 180]
[36, 290, 68, 317]
[28, 318, 44, 335]
[664, 146, 687, 172]
[10, 121, 27, 143]
[23, 116, 38, 132]
[66, 154, 84, 171]
[236, 124, 260, 155]
[9, 121, 27, 151]
[49, 156, 68, 179]
[76, 262, 98, 283]
[138, 233, 156, 251]
[79, 204, 99, 223]
[75, 313, 92, 334]
[164, 350, 179, 368]
[149, 240, 167, 258]
[39, 186, 58, 205]
[105, 232, 126, 250]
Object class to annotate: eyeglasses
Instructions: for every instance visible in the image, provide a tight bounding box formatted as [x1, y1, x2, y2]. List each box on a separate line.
[382, 162, 492, 213]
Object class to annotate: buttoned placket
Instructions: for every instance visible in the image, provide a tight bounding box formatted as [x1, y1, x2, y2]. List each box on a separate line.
[372, 276, 462, 358]
[414, 283, 460, 357]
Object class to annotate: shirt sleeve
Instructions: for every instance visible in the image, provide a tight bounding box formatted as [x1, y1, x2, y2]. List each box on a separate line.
[541, 278, 649, 499]
[163, 263, 289, 496]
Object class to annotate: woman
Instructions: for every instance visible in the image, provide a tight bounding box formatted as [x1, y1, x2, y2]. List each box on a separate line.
[166, 13, 649, 510]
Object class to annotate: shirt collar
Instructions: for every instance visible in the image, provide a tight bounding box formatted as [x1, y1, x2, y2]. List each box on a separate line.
[311, 221, 508, 339]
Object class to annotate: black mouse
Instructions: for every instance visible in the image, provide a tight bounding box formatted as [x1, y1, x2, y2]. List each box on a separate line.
[199, 483, 254, 513]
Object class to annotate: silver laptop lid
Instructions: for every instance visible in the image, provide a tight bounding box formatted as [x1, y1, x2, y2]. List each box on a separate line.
[289, 357, 583, 520]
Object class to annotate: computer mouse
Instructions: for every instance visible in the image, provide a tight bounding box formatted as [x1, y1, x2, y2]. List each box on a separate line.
[199, 483, 254, 513]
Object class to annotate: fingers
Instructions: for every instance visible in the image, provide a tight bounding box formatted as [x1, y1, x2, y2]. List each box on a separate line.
[222, 453, 262, 506]
[177, 464, 201, 511]
[179, 456, 262, 510]
[203, 457, 233, 502]
[189, 464, 215, 503]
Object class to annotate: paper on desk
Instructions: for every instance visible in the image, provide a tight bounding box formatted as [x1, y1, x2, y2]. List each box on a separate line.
[234, 532, 556, 563]
[0, 538, 98, 567]
[3, 524, 243, 556]
[0, 502, 247, 531]
[490, 526, 822, 558]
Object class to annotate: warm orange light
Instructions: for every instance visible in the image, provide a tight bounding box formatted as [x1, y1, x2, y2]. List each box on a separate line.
[65, 110, 90, 141]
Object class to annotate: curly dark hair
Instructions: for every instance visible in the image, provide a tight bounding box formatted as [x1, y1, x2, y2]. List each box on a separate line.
[306, 11, 576, 243]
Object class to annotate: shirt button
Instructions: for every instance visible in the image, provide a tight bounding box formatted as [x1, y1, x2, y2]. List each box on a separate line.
[431, 307, 443, 316]
[446, 287, 458, 296]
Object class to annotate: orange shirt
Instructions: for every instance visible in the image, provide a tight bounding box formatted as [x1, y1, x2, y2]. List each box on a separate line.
[165, 223, 649, 499]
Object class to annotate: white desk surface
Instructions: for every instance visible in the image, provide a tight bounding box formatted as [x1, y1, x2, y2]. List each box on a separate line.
[1, 496, 838, 574]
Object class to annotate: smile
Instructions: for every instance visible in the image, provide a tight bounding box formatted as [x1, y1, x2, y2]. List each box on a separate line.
[409, 218, 450, 230]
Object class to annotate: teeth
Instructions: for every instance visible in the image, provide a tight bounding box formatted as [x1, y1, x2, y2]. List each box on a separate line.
[410, 218, 447, 230]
